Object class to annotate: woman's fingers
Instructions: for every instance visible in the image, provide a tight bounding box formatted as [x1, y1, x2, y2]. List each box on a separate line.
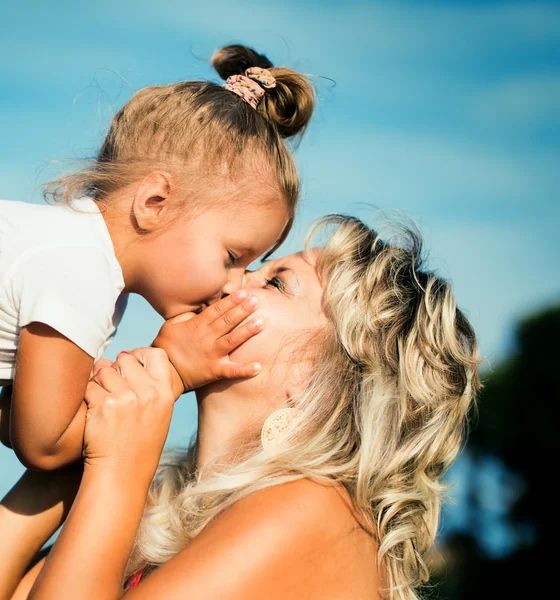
[91, 358, 112, 377]
[127, 347, 173, 385]
[90, 365, 130, 395]
[82, 364, 174, 481]
[110, 352, 158, 402]
[215, 317, 264, 355]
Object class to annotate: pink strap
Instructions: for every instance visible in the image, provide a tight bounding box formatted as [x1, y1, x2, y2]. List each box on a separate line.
[127, 568, 144, 589]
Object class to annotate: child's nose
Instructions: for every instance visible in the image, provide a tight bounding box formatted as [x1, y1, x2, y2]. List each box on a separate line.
[222, 269, 245, 296]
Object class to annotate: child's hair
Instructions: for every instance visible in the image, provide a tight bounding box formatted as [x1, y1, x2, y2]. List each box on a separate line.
[45, 44, 315, 252]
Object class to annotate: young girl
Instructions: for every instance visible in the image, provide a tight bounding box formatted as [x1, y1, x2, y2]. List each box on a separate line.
[0, 43, 315, 471]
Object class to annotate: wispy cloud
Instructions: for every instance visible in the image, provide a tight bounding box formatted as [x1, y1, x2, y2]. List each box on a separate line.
[1, 0, 558, 358]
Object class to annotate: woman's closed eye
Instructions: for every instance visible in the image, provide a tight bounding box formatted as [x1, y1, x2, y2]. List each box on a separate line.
[265, 275, 285, 291]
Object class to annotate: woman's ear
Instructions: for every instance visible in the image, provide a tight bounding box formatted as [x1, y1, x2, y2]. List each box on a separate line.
[132, 171, 174, 232]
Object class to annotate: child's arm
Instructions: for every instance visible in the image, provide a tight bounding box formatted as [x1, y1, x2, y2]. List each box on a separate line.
[1, 385, 13, 448]
[11, 322, 93, 471]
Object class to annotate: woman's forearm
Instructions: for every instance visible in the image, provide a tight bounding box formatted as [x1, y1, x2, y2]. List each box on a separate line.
[0, 467, 81, 600]
[29, 467, 150, 600]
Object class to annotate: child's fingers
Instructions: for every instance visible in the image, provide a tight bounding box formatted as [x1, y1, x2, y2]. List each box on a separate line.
[198, 289, 251, 326]
[210, 295, 260, 335]
[164, 311, 197, 326]
[220, 361, 262, 380]
[215, 318, 264, 354]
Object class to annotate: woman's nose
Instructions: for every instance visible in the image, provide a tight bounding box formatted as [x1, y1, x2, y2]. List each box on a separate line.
[240, 269, 261, 289]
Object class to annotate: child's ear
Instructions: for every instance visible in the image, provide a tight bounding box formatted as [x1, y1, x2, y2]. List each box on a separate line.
[132, 171, 174, 232]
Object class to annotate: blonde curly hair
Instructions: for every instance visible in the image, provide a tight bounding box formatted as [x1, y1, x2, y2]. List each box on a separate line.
[126, 214, 480, 600]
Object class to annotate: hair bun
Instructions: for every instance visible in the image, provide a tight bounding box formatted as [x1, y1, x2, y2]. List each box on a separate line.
[211, 44, 273, 79]
[211, 44, 315, 139]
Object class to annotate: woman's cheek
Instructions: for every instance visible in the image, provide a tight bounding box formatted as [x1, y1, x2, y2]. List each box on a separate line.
[229, 307, 278, 365]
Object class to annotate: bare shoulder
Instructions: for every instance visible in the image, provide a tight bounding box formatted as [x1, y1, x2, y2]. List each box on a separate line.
[130, 479, 380, 599]
[223, 478, 358, 542]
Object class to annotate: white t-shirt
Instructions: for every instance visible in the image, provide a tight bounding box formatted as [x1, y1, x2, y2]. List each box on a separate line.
[0, 197, 127, 386]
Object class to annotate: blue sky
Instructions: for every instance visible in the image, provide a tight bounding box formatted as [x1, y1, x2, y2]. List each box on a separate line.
[1, 0, 559, 517]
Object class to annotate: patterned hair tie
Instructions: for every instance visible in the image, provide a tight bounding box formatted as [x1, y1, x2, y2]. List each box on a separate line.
[225, 67, 276, 109]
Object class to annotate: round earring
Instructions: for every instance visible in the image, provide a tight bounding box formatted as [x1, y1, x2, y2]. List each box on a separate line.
[261, 407, 295, 449]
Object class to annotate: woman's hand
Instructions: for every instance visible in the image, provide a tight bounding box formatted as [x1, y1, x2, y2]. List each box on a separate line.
[83, 349, 175, 485]
[152, 289, 264, 394]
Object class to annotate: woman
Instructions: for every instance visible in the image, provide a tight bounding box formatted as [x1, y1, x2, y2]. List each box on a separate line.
[1, 214, 480, 600]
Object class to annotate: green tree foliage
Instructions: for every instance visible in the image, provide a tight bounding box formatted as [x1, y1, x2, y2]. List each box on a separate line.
[430, 305, 560, 599]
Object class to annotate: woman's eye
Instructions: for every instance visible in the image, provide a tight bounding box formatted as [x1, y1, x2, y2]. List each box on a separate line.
[265, 276, 285, 291]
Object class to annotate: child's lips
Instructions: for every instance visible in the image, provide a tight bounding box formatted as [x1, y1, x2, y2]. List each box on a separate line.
[165, 303, 207, 320]
[194, 304, 208, 315]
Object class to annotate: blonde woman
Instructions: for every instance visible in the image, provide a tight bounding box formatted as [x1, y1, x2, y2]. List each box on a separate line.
[0, 214, 480, 600]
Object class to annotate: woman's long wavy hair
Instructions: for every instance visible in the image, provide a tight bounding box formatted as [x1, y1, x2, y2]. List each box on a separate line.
[126, 214, 481, 600]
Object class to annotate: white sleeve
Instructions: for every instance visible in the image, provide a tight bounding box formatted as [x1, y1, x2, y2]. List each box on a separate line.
[11, 245, 123, 358]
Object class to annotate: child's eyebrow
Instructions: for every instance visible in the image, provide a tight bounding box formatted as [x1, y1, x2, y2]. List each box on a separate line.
[239, 245, 256, 256]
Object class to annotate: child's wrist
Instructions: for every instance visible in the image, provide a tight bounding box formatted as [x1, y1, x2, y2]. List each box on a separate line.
[170, 363, 188, 398]
[152, 335, 193, 396]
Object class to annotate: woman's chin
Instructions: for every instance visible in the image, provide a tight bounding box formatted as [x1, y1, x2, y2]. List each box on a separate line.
[195, 370, 262, 403]
[228, 336, 262, 366]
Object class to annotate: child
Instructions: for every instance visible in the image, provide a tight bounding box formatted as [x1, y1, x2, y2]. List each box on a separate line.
[0, 43, 315, 470]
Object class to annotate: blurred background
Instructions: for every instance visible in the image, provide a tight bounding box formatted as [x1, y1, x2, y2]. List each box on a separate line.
[1, 1, 558, 597]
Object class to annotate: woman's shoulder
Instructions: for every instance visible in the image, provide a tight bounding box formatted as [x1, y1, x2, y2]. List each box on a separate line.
[226, 477, 358, 540]
[139, 478, 380, 599]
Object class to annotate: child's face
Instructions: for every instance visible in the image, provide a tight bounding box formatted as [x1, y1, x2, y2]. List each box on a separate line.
[135, 201, 289, 319]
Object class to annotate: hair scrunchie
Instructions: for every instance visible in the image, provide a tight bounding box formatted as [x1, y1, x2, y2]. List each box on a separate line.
[225, 67, 277, 109]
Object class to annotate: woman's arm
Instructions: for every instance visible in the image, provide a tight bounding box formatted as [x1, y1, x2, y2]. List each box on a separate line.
[0, 466, 81, 600]
[11, 322, 93, 470]
[31, 465, 152, 599]
[27, 348, 175, 600]
[27, 296, 267, 600]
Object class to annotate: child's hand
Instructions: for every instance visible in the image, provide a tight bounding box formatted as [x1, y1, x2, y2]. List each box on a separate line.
[152, 289, 263, 395]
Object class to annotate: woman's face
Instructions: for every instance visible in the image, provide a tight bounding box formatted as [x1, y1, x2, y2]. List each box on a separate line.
[197, 250, 327, 405]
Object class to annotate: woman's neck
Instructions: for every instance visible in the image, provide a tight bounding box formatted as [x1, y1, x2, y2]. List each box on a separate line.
[194, 388, 268, 474]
